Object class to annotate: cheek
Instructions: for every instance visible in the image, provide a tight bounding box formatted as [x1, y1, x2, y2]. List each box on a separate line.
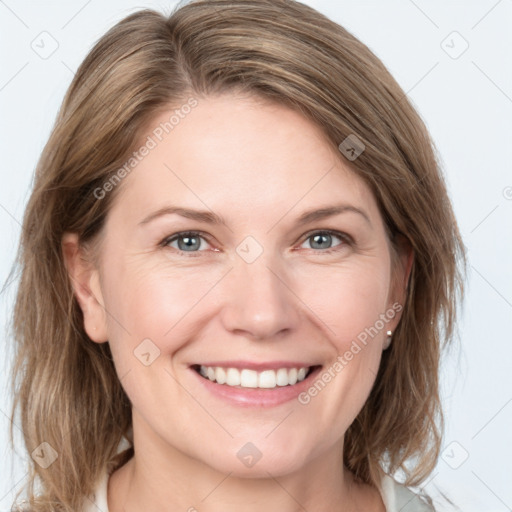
[292, 261, 390, 425]
[296, 258, 391, 344]
[103, 252, 391, 353]
[101, 258, 226, 357]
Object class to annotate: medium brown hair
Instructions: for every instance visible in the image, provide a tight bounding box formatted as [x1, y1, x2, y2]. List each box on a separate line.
[9, 0, 466, 510]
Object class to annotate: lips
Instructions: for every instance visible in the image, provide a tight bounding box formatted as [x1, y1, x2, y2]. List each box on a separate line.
[190, 362, 322, 407]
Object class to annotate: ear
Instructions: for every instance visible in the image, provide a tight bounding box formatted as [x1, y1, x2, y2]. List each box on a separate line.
[386, 234, 414, 333]
[61, 232, 108, 343]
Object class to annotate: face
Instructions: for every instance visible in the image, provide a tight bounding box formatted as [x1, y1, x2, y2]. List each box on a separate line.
[67, 93, 410, 478]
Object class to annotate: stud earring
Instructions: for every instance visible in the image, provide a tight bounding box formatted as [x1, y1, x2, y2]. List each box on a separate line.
[383, 330, 393, 350]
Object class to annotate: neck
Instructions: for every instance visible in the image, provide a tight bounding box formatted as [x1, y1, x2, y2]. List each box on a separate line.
[107, 414, 383, 512]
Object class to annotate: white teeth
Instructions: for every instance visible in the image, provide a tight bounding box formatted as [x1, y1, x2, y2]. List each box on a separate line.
[198, 365, 310, 389]
[258, 370, 276, 388]
[215, 367, 227, 385]
[276, 368, 289, 386]
[240, 369, 258, 388]
[226, 367, 241, 386]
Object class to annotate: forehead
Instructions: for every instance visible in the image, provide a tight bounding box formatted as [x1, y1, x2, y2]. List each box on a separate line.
[109, 94, 380, 227]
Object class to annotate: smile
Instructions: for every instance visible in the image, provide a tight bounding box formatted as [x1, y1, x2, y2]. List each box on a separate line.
[190, 362, 323, 407]
[196, 365, 313, 389]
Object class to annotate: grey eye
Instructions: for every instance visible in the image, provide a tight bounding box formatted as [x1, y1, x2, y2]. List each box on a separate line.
[166, 232, 207, 252]
[302, 231, 343, 250]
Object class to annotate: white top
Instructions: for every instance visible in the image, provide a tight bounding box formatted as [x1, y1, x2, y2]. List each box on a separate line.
[83, 466, 434, 512]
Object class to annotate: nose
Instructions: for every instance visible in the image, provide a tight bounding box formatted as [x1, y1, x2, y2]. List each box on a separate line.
[219, 252, 301, 341]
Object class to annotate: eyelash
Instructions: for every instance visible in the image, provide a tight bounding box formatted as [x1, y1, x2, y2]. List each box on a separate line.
[160, 229, 353, 256]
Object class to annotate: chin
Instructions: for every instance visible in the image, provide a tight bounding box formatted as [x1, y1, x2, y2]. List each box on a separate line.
[201, 439, 314, 479]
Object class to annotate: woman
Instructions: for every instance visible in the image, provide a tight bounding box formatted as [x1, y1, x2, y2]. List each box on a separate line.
[9, 1, 465, 510]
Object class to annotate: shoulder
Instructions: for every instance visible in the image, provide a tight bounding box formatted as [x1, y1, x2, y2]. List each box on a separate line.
[378, 472, 435, 512]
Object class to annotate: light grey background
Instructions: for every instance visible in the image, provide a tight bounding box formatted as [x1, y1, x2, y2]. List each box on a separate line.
[1, 1, 511, 510]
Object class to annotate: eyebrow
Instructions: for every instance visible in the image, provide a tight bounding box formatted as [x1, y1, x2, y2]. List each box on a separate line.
[139, 203, 372, 228]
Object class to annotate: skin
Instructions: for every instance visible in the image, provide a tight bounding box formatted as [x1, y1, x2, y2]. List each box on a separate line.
[63, 93, 413, 511]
